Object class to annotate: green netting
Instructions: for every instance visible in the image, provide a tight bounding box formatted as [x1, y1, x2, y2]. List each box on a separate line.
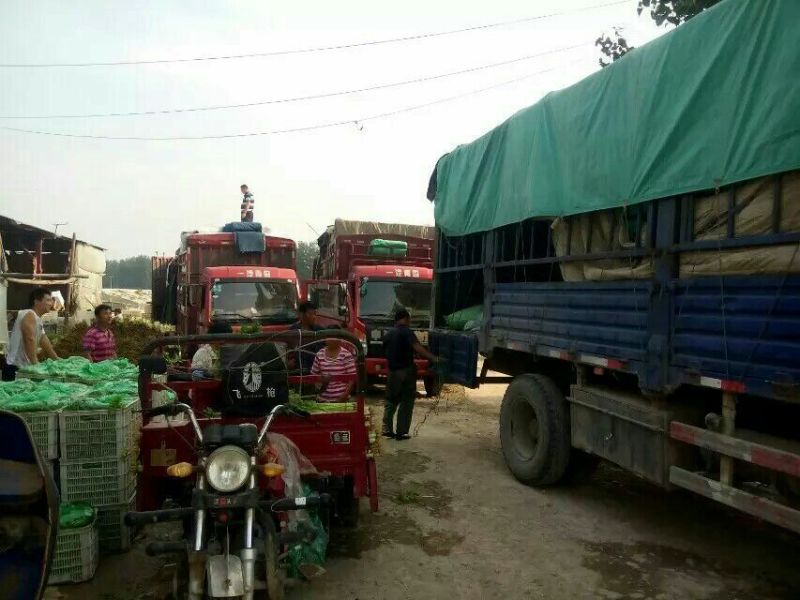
[0, 380, 90, 412]
[86, 379, 139, 397]
[433, 0, 800, 236]
[287, 485, 328, 579]
[0, 377, 152, 412]
[445, 305, 483, 332]
[59, 502, 96, 530]
[19, 356, 138, 384]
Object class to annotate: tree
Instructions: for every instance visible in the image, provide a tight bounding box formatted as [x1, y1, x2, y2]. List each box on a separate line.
[597, 0, 721, 66]
[104, 255, 152, 289]
[296, 241, 319, 281]
[595, 28, 634, 68]
[637, 0, 721, 27]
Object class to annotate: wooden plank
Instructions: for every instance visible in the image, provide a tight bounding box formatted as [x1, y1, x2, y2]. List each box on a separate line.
[669, 467, 800, 534]
[670, 421, 800, 478]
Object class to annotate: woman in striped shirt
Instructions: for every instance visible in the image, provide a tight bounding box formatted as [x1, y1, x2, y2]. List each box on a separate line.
[310, 330, 356, 402]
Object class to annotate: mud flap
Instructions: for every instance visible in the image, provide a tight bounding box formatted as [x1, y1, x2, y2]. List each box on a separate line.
[206, 555, 245, 598]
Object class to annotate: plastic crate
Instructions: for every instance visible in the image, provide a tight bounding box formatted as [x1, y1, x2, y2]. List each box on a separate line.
[59, 398, 139, 462]
[19, 410, 59, 460]
[97, 494, 136, 553]
[59, 457, 136, 506]
[48, 519, 99, 584]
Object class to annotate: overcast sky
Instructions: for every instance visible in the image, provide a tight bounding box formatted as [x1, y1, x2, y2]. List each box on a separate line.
[1, 0, 665, 259]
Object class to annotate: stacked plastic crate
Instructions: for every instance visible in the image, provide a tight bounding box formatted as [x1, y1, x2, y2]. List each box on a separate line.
[48, 509, 99, 585]
[18, 409, 60, 481]
[58, 398, 140, 553]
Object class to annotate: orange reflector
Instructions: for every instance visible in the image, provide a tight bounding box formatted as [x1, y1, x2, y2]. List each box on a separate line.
[166, 462, 194, 478]
[259, 463, 285, 478]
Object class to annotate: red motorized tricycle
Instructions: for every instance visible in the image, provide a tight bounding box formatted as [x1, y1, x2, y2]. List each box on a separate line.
[127, 330, 378, 599]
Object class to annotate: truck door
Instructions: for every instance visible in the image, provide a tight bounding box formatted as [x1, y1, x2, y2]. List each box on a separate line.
[429, 330, 479, 388]
[307, 280, 349, 325]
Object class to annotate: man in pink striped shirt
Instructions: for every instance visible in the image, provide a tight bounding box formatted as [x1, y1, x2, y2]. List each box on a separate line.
[82, 304, 117, 362]
[310, 332, 356, 402]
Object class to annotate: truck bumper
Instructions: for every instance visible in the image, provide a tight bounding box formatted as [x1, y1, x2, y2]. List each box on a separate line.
[366, 358, 431, 378]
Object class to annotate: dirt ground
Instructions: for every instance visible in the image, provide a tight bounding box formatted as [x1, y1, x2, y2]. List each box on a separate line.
[52, 384, 800, 600]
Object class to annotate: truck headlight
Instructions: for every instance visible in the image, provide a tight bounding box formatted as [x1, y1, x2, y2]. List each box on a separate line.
[206, 445, 250, 493]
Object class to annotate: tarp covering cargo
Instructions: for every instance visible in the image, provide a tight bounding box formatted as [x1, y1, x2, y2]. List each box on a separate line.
[430, 0, 800, 237]
[318, 219, 434, 247]
[553, 170, 800, 281]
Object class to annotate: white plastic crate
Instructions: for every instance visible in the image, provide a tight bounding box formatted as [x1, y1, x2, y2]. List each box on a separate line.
[59, 398, 139, 462]
[97, 494, 136, 553]
[59, 457, 136, 506]
[19, 410, 59, 460]
[48, 519, 99, 584]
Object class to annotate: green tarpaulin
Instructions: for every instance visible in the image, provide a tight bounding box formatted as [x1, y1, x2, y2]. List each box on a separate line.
[432, 0, 800, 236]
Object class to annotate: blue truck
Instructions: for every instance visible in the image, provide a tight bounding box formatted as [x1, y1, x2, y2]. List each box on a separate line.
[427, 0, 800, 533]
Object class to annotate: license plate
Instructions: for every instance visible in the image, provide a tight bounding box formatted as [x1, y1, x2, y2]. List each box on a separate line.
[415, 331, 429, 345]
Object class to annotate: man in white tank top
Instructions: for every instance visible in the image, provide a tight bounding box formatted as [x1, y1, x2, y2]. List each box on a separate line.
[2, 287, 60, 381]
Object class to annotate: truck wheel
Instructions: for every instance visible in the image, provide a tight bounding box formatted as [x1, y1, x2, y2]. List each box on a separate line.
[499, 374, 571, 486]
[424, 375, 443, 398]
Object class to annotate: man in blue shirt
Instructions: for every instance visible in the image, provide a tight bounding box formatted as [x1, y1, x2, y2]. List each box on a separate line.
[382, 308, 438, 440]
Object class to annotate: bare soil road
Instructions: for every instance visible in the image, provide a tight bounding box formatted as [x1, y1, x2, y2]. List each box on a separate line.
[53, 384, 800, 600]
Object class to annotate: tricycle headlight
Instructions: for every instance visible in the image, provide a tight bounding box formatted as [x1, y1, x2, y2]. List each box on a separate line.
[206, 445, 250, 493]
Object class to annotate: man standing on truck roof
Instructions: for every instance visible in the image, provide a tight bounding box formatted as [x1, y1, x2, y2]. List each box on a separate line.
[240, 184, 254, 222]
[3, 287, 60, 381]
[382, 308, 439, 441]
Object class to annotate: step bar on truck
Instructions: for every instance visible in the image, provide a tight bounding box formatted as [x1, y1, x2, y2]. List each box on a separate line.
[670, 394, 800, 534]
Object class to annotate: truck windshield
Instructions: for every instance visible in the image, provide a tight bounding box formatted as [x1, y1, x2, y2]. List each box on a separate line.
[359, 280, 431, 323]
[211, 281, 297, 323]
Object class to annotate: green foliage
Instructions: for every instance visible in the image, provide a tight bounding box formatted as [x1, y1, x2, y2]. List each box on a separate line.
[638, 0, 721, 27]
[596, 28, 634, 68]
[104, 255, 151, 289]
[296, 241, 319, 280]
[597, 0, 720, 66]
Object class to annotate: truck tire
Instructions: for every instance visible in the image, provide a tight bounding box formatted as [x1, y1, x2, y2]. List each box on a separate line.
[424, 375, 443, 398]
[499, 374, 571, 486]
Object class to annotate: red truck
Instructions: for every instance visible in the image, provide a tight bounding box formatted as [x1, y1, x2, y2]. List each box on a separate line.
[305, 219, 440, 395]
[152, 228, 299, 334]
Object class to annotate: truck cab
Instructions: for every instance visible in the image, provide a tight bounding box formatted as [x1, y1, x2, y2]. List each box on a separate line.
[305, 219, 440, 395]
[311, 265, 435, 388]
[201, 266, 298, 332]
[152, 228, 299, 335]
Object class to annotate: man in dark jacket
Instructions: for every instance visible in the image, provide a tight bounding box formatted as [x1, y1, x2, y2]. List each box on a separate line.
[382, 308, 438, 440]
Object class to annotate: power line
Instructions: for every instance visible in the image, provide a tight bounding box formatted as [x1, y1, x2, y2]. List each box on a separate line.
[1, 43, 588, 120]
[0, 1, 629, 68]
[0, 61, 584, 140]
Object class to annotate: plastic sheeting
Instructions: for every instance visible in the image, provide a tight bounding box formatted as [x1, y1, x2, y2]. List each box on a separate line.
[553, 171, 800, 281]
[431, 0, 800, 237]
[319, 219, 434, 248]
